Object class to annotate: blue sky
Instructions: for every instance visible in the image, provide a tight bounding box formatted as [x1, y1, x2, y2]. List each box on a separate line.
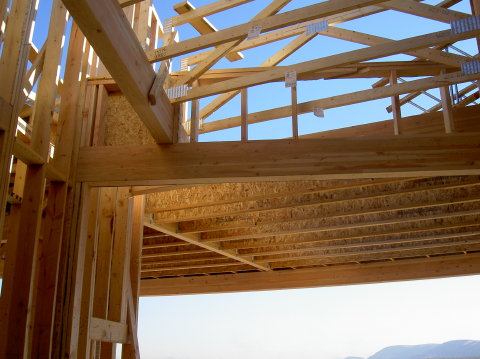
[19, 1, 480, 358]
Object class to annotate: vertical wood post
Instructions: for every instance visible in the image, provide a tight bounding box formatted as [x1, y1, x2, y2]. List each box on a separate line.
[241, 88, 248, 142]
[190, 99, 200, 143]
[0, 0, 36, 244]
[389, 70, 401, 135]
[291, 85, 298, 139]
[440, 71, 455, 134]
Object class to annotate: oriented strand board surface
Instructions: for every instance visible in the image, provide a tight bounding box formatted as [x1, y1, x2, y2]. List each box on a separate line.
[104, 94, 156, 146]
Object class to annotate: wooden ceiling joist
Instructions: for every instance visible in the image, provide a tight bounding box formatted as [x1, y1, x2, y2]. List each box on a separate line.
[145, 220, 270, 271]
[61, 0, 174, 143]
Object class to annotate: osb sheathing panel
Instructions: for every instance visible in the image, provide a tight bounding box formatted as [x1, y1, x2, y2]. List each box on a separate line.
[104, 94, 156, 146]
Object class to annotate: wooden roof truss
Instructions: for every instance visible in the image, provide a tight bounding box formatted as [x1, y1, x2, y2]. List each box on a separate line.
[1, 0, 480, 357]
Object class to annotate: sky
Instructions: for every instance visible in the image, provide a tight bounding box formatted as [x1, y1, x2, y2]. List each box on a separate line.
[138, 275, 480, 359]
[11, 0, 480, 358]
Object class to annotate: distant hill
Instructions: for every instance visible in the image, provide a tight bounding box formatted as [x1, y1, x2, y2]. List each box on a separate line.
[347, 340, 480, 359]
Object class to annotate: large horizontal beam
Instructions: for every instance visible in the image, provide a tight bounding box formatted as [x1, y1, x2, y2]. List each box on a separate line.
[76, 133, 480, 186]
[62, 0, 173, 143]
[140, 252, 480, 296]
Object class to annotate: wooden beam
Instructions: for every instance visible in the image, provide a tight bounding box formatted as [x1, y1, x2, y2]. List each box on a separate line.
[241, 88, 248, 142]
[77, 133, 480, 186]
[390, 70, 401, 135]
[380, 0, 469, 23]
[150, 0, 387, 61]
[0, 0, 36, 245]
[190, 99, 199, 143]
[61, 0, 174, 143]
[140, 252, 480, 295]
[146, 220, 270, 271]
[440, 70, 455, 133]
[317, 26, 466, 68]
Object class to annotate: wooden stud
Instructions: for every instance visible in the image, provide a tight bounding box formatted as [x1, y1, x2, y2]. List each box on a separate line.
[390, 70, 401, 135]
[440, 70, 455, 133]
[103, 188, 133, 358]
[241, 88, 248, 142]
[0, 0, 37, 244]
[291, 85, 298, 139]
[190, 99, 200, 143]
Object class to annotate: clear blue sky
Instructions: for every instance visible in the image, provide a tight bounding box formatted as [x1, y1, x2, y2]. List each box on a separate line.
[138, 275, 480, 359]
[23, 1, 480, 359]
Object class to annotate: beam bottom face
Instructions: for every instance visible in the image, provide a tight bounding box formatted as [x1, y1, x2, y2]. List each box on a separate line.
[140, 252, 480, 296]
[76, 133, 480, 186]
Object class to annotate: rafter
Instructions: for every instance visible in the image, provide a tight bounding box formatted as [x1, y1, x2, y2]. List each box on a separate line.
[61, 0, 174, 143]
[144, 220, 270, 271]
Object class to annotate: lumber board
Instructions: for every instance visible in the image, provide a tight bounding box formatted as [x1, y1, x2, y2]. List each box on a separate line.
[76, 133, 480, 186]
[89, 318, 129, 344]
[140, 252, 480, 295]
[380, 0, 469, 22]
[62, 0, 174, 143]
